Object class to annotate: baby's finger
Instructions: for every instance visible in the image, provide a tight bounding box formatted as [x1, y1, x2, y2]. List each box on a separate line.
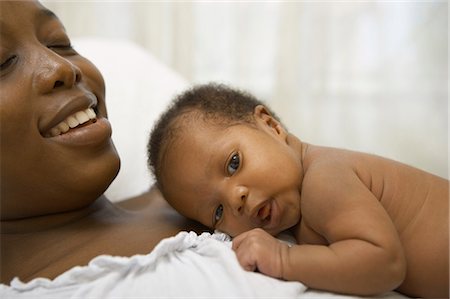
[231, 230, 251, 251]
[232, 228, 267, 251]
[234, 245, 257, 272]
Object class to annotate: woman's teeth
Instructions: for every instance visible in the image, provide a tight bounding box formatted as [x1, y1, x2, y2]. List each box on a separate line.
[47, 108, 97, 137]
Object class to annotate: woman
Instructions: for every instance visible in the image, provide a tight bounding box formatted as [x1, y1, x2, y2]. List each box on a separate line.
[0, 0, 204, 285]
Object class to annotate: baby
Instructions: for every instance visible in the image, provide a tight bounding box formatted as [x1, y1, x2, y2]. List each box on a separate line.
[147, 83, 448, 297]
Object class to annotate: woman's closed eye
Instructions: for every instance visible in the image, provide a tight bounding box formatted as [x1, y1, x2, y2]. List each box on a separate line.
[47, 38, 77, 55]
[227, 153, 240, 175]
[49, 44, 76, 53]
[0, 55, 17, 72]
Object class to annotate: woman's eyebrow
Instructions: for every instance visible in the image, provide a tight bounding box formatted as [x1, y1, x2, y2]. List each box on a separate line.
[38, 8, 58, 19]
[35, 7, 67, 31]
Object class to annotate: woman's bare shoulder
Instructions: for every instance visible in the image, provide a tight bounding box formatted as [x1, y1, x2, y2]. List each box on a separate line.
[117, 186, 208, 233]
[117, 185, 166, 211]
[1, 187, 207, 284]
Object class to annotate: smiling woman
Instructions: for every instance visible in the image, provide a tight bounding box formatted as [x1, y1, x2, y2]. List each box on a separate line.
[0, 0, 118, 220]
[0, 0, 204, 286]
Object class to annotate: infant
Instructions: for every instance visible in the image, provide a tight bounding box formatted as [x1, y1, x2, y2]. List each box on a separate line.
[147, 83, 448, 297]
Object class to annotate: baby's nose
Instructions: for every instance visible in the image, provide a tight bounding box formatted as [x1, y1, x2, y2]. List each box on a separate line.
[227, 185, 248, 216]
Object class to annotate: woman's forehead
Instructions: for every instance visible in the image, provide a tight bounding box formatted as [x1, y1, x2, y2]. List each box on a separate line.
[1, 1, 53, 21]
[0, 1, 61, 39]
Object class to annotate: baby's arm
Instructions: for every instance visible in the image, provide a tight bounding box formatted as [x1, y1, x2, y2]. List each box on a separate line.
[233, 162, 406, 296]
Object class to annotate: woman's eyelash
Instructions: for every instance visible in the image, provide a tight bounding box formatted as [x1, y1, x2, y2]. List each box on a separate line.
[0, 55, 18, 72]
[49, 44, 74, 50]
[48, 43, 77, 55]
[227, 153, 240, 175]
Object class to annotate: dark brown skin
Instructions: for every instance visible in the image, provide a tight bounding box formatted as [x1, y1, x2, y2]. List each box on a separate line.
[1, 187, 206, 284]
[161, 107, 448, 298]
[0, 0, 206, 285]
[291, 144, 449, 298]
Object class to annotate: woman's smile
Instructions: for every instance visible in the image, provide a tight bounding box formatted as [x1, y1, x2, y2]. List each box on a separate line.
[38, 92, 112, 147]
[44, 117, 112, 147]
[44, 107, 97, 138]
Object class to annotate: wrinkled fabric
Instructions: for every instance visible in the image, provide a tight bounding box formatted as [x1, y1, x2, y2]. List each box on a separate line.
[0, 231, 306, 298]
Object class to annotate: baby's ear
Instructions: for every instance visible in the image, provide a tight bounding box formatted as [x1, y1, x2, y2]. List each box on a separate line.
[253, 105, 288, 140]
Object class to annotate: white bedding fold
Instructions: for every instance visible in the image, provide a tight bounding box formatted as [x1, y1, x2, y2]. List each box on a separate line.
[1, 231, 409, 298]
[1, 231, 307, 298]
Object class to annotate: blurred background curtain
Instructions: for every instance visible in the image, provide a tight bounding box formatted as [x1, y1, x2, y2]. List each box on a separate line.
[43, 0, 448, 178]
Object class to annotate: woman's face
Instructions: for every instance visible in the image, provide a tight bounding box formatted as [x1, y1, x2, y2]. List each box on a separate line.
[0, 1, 120, 219]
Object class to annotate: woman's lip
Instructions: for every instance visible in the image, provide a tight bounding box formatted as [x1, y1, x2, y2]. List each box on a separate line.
[44, 117, 112, 147]
[39, 93, 97, 136]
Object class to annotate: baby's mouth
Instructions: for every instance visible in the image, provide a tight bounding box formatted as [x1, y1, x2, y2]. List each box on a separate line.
[257, 202, 272, 222]
[44, 108, 97, 138]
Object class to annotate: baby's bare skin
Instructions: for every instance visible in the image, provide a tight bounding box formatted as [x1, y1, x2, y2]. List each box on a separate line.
[161, 106, 448, 297]
[296, 143, 448, 297]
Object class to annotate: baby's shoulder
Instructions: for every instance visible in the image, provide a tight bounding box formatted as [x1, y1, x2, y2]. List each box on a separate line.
[302, 144, 391, 185]
[302, 145, 361, 180]
[300, 145, 385, 204]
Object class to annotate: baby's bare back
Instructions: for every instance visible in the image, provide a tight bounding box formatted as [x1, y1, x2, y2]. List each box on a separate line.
[365, 155, 448, 296]
[305, 145, 449, 297]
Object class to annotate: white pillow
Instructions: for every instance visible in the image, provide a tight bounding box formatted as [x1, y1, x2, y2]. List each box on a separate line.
[73, 37, 188, 202]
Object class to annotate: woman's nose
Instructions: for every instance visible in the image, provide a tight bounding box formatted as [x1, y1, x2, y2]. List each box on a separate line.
[226, 185, 249, 217]
[33, 48, 82, 94]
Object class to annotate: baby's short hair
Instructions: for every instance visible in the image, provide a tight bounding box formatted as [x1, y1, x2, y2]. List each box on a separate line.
[147, 83, 277, 188]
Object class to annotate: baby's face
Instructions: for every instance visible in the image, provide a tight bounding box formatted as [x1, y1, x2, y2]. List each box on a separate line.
[161, 110, 303, 237]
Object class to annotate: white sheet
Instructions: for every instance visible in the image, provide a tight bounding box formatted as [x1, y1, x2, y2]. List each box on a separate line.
[0, 231, 409, 299]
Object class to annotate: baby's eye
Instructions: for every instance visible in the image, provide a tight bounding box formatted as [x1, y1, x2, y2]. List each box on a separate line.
[227, 153, 240, 175]
[214, 204, 224, 224]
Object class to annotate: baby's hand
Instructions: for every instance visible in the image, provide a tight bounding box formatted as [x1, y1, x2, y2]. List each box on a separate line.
[232, 228, 289, 279]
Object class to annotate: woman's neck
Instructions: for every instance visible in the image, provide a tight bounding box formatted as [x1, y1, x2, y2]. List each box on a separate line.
[0, 196, 118, 234]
